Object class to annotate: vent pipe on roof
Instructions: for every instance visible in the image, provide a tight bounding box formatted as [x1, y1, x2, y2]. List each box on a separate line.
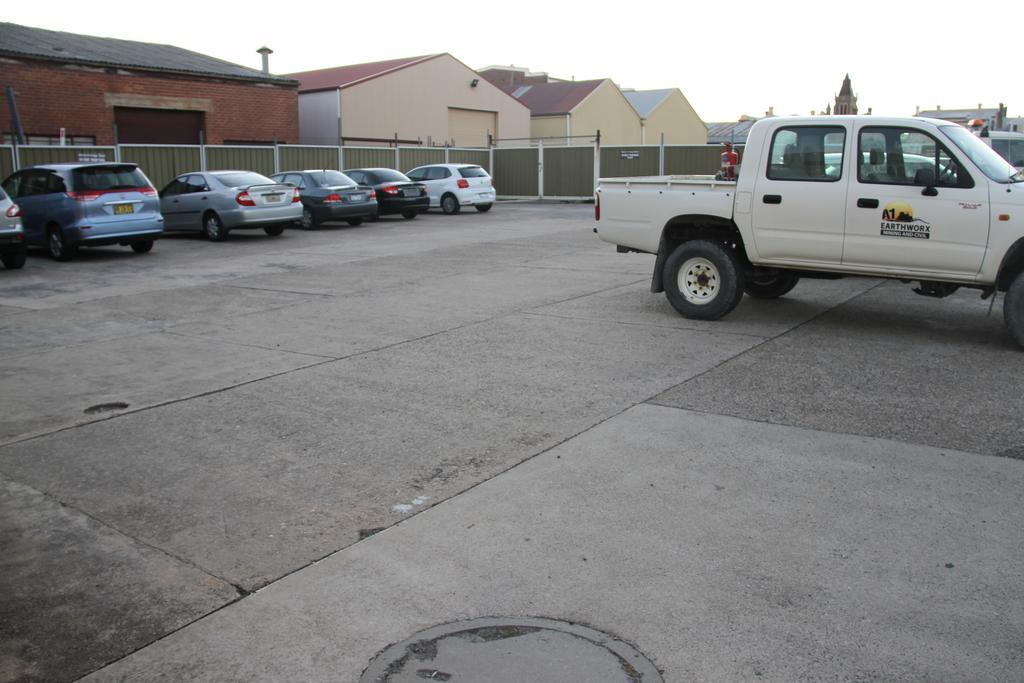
[257, 47, 273, 74]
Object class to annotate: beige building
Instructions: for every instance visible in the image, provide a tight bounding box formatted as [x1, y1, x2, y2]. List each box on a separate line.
[290, 54, 530, 147]
[622, 89, 707, 144]
[500, 78, 642, 145]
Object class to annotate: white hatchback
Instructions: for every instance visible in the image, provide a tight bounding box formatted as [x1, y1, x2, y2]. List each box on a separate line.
[405, 164, 495, 214]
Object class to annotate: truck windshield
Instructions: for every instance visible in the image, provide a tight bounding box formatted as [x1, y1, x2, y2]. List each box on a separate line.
[941, 126, 1021, 183]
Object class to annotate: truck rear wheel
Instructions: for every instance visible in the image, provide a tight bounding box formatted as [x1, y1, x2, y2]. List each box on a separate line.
[744, 269, 800, 299]
[1005, 271, 1024, 349]
[664, 239, 744, 320]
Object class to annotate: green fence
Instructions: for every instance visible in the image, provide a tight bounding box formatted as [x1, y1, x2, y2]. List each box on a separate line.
[544, 147, 595, 198]
[449, 149, 490, 171]
[664, 146, 744, 175]
[601, 146, 660, 178]
[205, 146, 275, 176]
[17, 146, 116, 167]
[279, 146, 339, 173]
[399, 148, 445, 173]
[120, 146, 202, 189]
[0, 147, 14, 181]
[493, 148, 539, 197]
[342, 147, 396, 171]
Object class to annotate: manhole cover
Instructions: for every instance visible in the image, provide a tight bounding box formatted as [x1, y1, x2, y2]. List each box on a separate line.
[360, 617, 663, 682]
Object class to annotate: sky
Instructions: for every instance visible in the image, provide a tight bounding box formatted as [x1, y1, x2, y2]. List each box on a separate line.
[3, 1, 1018, 122]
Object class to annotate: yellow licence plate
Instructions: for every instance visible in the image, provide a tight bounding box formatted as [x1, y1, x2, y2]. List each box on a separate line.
[113, 203, 134, 215]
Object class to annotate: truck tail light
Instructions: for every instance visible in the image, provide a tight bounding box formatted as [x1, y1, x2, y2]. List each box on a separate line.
[595, 192, 600, 221]
[236, 191, 256, 206]
[324, 194, 342, 203]
[6, 204, 20, 218]
[292, 188, 301, 203]
[457, 179, 469, 189]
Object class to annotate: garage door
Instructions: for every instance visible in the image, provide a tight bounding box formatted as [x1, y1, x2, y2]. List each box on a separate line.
[447, 108, 497, 148]
[114, 107, 204, 144]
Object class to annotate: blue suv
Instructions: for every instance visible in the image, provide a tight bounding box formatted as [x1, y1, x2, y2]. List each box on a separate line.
[1, 162, 164, 261]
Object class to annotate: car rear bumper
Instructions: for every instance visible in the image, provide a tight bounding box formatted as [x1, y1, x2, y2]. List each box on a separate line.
[78, 228, 164, 247]
[378, 196, 430, 215]
[458, 188, 495, 205]
[222, 204, 303, 228]
[314, 201, 379, 220]
[65, 217, 164, 245]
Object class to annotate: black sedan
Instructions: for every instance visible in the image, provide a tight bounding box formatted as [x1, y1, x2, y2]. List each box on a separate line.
[271, 170, 377, 229]
[342, 168, 429, 220]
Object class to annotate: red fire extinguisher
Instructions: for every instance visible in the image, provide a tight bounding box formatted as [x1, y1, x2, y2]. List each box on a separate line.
[721, 143, 738, 180]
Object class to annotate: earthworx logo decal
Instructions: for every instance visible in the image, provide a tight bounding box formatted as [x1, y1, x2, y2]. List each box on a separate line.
[880, 201, 931, 239]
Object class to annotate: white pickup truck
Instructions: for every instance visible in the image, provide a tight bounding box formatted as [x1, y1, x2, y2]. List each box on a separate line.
[595, 115, 1024, 347]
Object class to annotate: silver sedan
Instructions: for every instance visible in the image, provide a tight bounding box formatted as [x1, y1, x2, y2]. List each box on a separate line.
[159, 170, 302, 241]
[0, 186, 26, 269]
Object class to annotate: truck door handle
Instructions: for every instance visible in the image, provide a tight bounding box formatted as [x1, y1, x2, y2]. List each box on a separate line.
[857, 198, 879, 209]
[762, 194, 782, 204]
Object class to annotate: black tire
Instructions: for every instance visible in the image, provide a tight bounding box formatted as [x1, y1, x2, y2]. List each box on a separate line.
[744, 269, 800, 299]
[203, 212, 227, 242]
[475, 203, 492, 213]
[264, 223, 285, 236]
[368, 210, 380, 222]
[401, 211, 418, 220]
[346, 217, 364, 227]
[1004, 271, 1024, 349]
[130, 240, 154, 254]
[1, 248, 26, 270]
[300, 207, 318, 230]
[47, 226, 76, 262]
[663, 239, 744, 320]
[441, 194, 460, 215]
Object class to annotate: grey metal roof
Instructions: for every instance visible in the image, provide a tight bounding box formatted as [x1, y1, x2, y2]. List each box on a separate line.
[622, 89, 674, 118]
[705, 120, 757, 144]
[0, 22, 297, 85]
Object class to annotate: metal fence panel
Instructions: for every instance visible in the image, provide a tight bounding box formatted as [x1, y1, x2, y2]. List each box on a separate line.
[341, 147, 396, 171]
[492, 148, 538, 197]
[543, 146, 594, 198]
[17, 146, 116, 167]
[279, 146, 339, 173]
[398, 148, 445, 173]
[663, 146, 739, 175]
[600, 146, 660, 178]
[205, 147, 275, 176]
[119, 146, 202, 189]
[0, 146, 14, 180]
[448, 149, 490, 172]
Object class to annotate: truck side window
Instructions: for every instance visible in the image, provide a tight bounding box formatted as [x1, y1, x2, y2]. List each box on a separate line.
[767, 126, 845, 182]
[858, 127, 973, 189]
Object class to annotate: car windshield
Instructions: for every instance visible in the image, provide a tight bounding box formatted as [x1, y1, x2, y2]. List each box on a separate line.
[941, 126, 1021, 183]
[371, 169, 411, 183]
[72, 165, 150, 191]
[213, 172, 275, 188]
[309, 170, 355, 186]
[458, 166, 488, 178]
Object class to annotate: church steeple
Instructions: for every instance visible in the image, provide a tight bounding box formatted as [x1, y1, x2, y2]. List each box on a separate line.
[834, 74, 858, 115]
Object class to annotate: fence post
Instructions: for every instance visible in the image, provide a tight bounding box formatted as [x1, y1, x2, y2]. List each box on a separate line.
[659, 133, 665, 176]
[538, 139, 544, 200]
[444, 144, 450, 164]
[395, 145, 401, 171]
[113, 124, 121, 162]
[593, 130, 601, 194]
[273, 138, 280, 174]
[199, 130, 207, 172]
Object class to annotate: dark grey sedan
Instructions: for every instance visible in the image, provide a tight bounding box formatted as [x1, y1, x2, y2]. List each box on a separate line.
[271, 170, 377, 229]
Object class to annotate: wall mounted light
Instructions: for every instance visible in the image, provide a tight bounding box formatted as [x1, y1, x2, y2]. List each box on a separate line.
[470, 78, 479, 88]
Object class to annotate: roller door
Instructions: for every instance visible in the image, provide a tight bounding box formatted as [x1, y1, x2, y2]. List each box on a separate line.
[447, 108, 496, 148]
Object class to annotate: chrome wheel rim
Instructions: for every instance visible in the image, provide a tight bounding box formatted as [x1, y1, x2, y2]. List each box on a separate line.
[205, 217, 219, 238]
[301, 209, 313, 229]
[49, 232, 62, 257]
[679, 257, 720, 305]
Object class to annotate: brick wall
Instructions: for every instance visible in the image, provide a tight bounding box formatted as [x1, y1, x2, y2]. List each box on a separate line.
[0, 58, 298, 144]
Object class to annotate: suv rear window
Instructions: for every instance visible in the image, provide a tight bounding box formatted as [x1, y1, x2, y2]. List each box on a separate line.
[458, 166, 488, 178]
[72, 165, 151, 191]
[213, 172, 275, 188]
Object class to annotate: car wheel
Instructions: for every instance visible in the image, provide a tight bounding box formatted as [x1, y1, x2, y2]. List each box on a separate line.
[346, 217, 363, 227]
[47, 226, 76, 262]
[441, 194, 460, 215]
[663, 239, 744, 320]
[264, 223, 285, 236]
[368, 209, 380, 222]
[1004, 270, 1024, 349]
[204, 212, 227, 242]
[130, 240, 154, 254]
[401, 211, 418, 220]
[300, 207, 318, 230]
[1, 248, 26, 270]
[743, 268, 799, 299]
[475, 203, 492, 213]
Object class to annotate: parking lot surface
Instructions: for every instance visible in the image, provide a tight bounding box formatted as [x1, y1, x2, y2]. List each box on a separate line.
[1, 204, 1021, 682]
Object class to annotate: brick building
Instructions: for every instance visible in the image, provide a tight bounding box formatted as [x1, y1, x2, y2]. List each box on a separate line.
[0, 22, 298, 146]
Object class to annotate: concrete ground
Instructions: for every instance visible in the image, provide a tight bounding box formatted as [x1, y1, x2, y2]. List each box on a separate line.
[0, 204, 1021, 682]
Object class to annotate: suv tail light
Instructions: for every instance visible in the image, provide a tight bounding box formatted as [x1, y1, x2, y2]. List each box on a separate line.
[595, 192, 600, 221]
[236, 191, 256, 206]
[324, 193, 342, 203]
[292, 188, 301, 203]
[457, 179, 469, 189]
[139, 187, 158, 197]
[6, 204, 20, 218]
[66, 190, 104, 201]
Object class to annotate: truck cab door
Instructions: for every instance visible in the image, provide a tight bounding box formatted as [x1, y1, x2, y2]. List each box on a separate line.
[843, 125, 989, 276]
[749, 124, 849, 265]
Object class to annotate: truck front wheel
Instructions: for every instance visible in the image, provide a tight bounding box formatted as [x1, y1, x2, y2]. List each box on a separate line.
[744, 268, 800, 299]
[664, 240, 744, 320]
[1005, 271, 1024, 349]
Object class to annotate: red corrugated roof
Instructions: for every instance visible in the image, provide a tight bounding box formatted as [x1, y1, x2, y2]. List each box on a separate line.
[289, 54, 443, 92]
[511, 80, 605, 115]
